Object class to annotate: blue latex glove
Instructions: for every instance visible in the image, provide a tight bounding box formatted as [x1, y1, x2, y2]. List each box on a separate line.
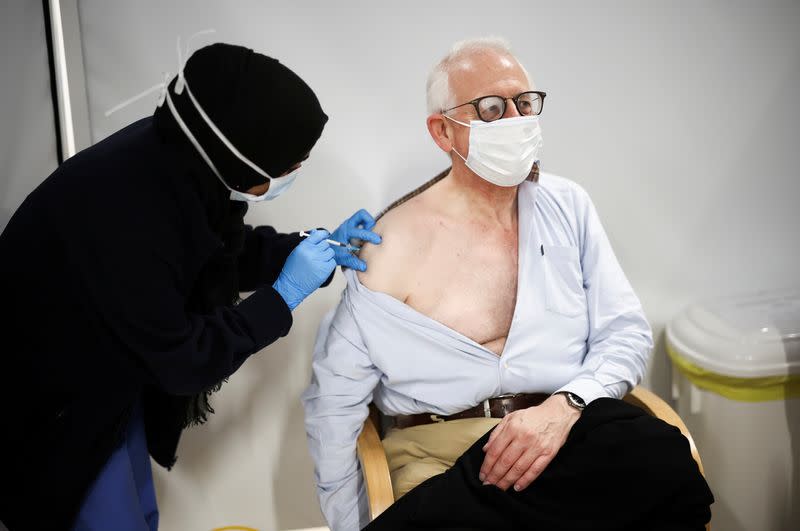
[330, 209, 382, 272]
[272, 230, 336, 311]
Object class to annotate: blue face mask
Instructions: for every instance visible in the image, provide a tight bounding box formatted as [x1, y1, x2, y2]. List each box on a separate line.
[228, 166, 302, 202]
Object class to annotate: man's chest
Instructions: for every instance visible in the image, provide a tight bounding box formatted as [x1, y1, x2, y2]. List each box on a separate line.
[404, 227, 519, 354]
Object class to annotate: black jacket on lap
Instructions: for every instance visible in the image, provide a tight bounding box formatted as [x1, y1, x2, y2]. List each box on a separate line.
[0, 117, 315, 530]
[366, 398, 714, 531]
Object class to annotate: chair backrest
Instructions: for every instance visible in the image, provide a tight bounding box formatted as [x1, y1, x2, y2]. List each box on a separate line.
[374, 162, 540, 222]
[375, 168, 449, 222]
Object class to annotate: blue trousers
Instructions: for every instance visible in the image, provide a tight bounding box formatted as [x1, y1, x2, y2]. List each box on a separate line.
[72, 402, 159, 531]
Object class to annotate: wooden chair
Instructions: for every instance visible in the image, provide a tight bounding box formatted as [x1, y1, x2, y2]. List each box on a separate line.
[356, 386, 708, 529]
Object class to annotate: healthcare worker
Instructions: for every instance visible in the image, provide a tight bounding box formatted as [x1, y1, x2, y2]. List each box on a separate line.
[0, 43, 380, 531]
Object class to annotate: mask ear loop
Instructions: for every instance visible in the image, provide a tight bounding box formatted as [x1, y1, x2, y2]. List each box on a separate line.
[443, 114, 471, 128]
[442, 114, 470, 162]
[104, 29, 216, 117]
[156, 72, 170, 108]
[180, 83, 273, 179]
[171, 31, 275, 181]
[174, 29, 216, 95]
[174, 35, 185, 95]
[103, 28, 283, 197]
[103, 79, 168, 117]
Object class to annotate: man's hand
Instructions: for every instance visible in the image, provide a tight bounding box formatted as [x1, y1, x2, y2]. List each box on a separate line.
[479, 394, 581, 492]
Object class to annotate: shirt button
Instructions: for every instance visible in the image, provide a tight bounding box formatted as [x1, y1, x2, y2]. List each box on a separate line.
[503, 361, 509, 369]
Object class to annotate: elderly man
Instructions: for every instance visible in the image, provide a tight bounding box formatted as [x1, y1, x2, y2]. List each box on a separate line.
[303, 38, 711, 531]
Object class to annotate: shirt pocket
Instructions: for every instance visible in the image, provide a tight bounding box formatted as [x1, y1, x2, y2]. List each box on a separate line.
[542, 244, 586, 318]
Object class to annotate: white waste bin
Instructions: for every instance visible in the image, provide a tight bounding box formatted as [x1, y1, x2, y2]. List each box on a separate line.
[666, 289, 800, 531]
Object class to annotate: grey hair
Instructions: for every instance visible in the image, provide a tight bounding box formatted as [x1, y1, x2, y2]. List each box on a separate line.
[425, 37, 532, 115]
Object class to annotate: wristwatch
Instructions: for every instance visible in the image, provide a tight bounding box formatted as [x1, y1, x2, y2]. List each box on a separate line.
[555, 391, 586, 411]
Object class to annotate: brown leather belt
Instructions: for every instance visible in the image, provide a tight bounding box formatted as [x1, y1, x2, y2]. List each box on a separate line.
[388, 393, 550, 430]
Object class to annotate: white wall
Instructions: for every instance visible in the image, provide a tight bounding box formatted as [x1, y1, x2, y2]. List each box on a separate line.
[72, 1, 800, 530]
[0, 2, 59, 232]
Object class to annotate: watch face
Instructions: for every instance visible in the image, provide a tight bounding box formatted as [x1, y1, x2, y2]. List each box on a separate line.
[566, 392, 585, 409]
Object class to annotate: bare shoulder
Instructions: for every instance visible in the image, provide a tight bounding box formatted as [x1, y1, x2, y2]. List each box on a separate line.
[357, 194, 433, 301]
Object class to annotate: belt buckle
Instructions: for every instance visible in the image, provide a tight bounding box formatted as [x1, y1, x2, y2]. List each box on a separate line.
[429, 414, 446, 423]
[490, 393, 517, 418]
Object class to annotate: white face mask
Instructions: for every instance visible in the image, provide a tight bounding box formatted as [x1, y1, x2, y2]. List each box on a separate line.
[446, 115, 542, 187]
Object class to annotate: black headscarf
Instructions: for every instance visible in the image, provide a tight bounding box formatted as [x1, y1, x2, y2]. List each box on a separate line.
[155, 42, 328, 190]
[151, 43, 328, 430]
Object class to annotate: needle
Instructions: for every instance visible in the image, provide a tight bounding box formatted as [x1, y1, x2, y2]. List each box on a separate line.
[300, 231, 361, 252]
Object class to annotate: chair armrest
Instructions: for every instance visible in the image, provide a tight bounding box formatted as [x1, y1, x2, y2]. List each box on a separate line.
[624, 386, 704, 476]
[356, 414, 394, 520]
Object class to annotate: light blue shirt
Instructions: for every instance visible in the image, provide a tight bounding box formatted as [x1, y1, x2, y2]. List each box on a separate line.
[302, 174, 654, 531]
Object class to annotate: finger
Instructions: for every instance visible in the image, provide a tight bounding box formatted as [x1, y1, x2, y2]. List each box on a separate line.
[312, 241, 333, 255]
[484, 440, 526, 488]
[513, 453, 554, 492]
[479, 424, 513, 481]
[350, 228, 382, 245]
[495, 448, 538, 491]
[483, 420, 507, 452]
[337, 253, 366, 272]
[321, 247, 335, 261]
[305, 229, 330, 244]
[311, 237, 333, 250]
[351, 209, 376, 229]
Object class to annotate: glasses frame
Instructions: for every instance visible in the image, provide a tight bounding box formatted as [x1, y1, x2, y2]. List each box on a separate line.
[442, 90, 547, 122]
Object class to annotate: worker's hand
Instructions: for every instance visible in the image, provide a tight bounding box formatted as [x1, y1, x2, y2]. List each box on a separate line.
[479, 394, 581, 492]
[330, 209, 382, 272]
[272, 230, 336, 311]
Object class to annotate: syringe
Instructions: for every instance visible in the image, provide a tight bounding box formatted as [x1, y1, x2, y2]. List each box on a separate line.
[299, 231, 361, 252]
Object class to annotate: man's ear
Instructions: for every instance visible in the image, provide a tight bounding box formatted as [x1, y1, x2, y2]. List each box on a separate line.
[426, 114, 453, 153]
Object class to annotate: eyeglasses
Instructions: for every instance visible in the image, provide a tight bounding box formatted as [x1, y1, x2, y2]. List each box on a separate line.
[443, 91, 546, 122]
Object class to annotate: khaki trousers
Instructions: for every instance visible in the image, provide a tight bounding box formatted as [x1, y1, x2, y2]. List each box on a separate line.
[382, 417, 501, 500]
